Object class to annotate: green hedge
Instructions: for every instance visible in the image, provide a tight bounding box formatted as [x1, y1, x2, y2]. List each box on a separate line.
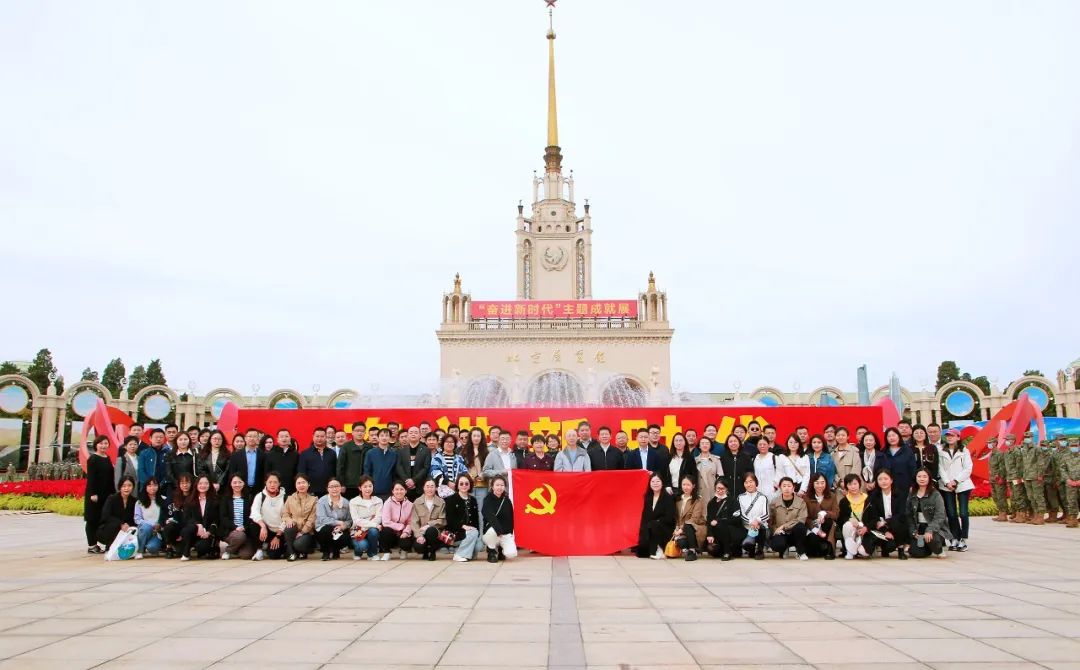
[0, 494, 83, 516]
[970, 498, 997, 516]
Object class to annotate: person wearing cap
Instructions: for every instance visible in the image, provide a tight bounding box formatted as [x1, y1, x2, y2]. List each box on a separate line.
[1020, 431, 1048, 525]
[1003, 434, 1030, 523]
[938, 428, 974, 550]
[1044, 437, 1063, 523]
[1061, 437, 1080, 528]
[985, 437, 1010, 522]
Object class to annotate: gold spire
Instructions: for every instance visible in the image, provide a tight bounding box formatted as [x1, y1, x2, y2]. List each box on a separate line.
[648, 271, 656, 291]
[543, 4, 563, 173]
[453, 273, 462, 294]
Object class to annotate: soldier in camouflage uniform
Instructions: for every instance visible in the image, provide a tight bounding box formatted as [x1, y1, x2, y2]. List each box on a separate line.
[1004, 434, 1029, 523]
[1060, 437, 1080, 528]
[986, 437, 1010, 521]
[1045, 436, 1068, 523]
[1021, 431, 1049, 525]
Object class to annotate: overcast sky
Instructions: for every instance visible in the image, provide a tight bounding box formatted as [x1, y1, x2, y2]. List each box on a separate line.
[2, 1, 1078, 396]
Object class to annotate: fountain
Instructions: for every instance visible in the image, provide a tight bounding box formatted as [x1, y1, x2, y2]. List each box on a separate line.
[600, 375, 649, 407]
[525, 371, 584, 407]
[462, 376, 511, 408]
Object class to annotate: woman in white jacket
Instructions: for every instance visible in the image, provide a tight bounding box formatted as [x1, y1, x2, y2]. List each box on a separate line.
[937, 428, 974, 551]
[349, 476, 384, 560]
[250, 473, 288, 561]
[777, 434, 810, 494]
[752, 438, 780, 501]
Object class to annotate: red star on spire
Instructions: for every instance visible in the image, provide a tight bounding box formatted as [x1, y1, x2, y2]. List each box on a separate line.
[545, 0, 557, 7]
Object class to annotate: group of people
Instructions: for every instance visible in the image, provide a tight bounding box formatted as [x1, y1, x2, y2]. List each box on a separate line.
[987, 431, 1080, 527]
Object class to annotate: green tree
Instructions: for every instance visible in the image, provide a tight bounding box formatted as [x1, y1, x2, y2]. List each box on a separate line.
[80, 367, 99, 382]
[145, 359, 166, 387]
[1022, 369, 1042, 377]
[935, 361, 961, 390]
[26, 348, 63, 394]
[969, 375, 991, 395]
[128, 365, 148, 394]
[101, 358, 126, 396]
[0, 361, 19, 375]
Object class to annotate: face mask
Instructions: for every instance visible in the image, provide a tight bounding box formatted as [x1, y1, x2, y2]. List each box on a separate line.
[1058, 441, 1068, 448]
[1070, 447, 1080, 454]
[1023, 439, 1032, 446]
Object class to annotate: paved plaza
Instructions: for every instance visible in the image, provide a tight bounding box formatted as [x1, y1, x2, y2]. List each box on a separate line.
[0, 513, 1077, 669]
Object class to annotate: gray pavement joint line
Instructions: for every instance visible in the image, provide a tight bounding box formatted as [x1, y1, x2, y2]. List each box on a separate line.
[548, 556, 585, 669]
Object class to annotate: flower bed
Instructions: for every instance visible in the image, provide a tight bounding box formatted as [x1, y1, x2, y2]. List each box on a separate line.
[0, 494, 83, 516]
[0, 480, 86, 497]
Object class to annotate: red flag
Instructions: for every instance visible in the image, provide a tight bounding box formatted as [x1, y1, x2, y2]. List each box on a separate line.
[510, 469, 649, 556]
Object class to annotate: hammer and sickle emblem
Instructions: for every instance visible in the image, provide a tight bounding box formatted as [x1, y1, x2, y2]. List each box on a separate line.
[524, 483, 557, 515]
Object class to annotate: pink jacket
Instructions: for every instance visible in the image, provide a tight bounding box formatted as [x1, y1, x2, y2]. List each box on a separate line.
[381, 497, 414, 534]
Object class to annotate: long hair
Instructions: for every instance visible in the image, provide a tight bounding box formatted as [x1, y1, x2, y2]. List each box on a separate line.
[138, 476, 164, 508]
[461, 427, 488, 467]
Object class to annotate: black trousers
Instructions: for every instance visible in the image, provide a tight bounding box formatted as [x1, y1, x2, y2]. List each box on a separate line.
[908, 531, 946, 558]
[343, 487, 360, 500]
[675, 524, 700, 552]
[412, 526, 443, 555]
[804, 520, 835, 557]
[378, 528, 416, 553]
[282, 527, 315, 556]
[731, 525, 766, 557]
[84, 499, 105, 546]
[180, 524, 217, 557]
[768, 523, 807, 556]
[705, 522, 737, 557]
[635, 521, 673, 558]
[96, 519, 126, 546]
[246, 526, 287, 558]
[316, 526, 350, 554]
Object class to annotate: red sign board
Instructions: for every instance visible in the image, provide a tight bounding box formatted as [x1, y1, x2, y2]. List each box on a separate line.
[469, 300, 638, 319]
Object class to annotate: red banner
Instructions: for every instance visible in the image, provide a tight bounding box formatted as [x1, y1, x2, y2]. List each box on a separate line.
[237, 405, 883, 447]
[510, 469, 649, 556]
[469, 299, 638, 320]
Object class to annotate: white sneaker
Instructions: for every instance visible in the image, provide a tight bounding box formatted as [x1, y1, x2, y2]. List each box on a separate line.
[381, 553, 391, 561]
[844, 554, 854, 560]
[452, 555, 469, 562]
[399, 549, 407, 560]
[180, 555, 190, 562]
[353, 555, 362, 561]
[856, 545, 869, 558]
[252, 549, 265, 561]
[934, 551, 947, 559]
[133, 553, 143, 560]
[797, 554, 808, 561]
[652, 548, 665, 560]
[220, 552, 230, 561]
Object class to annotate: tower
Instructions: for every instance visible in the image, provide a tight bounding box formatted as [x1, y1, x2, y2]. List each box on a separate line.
[515, 9, 592, 301]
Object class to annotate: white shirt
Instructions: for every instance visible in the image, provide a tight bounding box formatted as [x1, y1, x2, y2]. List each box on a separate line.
[499, 450, 514, 471]
[639, 447, 650, 470]
[883, 493, 892, 520]
[668, 456, 682, 490]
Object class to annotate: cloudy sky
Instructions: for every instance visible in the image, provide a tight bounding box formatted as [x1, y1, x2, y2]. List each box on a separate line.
[2, 1, 1078, 396]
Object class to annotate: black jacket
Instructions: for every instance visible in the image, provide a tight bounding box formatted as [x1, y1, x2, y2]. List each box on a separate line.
[227, 448, 266, 490]
[638, 491, 676, 546]
[101, 492, 136, 528]
[444, 493, 480, 540]
[198, 447, 230, 489]
[717, 449, 753, 498]
[336, 441, 369, 488]
[624, 446, 668, 474]
[297, 445, 337, 496]
[265, 447, 300, 494]
[863, 488, 910, 539]
[183, 496, 219, 535]
[84, 453, 115, 516]
[219, 493, 253, 535]
[705, 495, 740, 533]
[666, 452, 699, 491]
[587, 444, 625, 471]
[396, 445, 433, 488]
[166, 450, 198, 486]
[482, 492, 514, 535]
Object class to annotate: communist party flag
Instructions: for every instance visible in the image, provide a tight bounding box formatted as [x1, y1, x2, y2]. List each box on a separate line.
[510, 469, 650, 556]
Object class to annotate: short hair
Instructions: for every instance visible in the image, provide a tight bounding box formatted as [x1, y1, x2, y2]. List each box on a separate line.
[577, 421, 590, 429]
[123, 436, 139, 446]
[244, 427, 260, 435]
[447, 423, 459, 432]
[704, 423, 717, 431]
[419, 420, 431, 427]
[824, 424, 837, 432]
[898, 418, 913, 427]
[597, 425, 611, 435]
[150, 428, 165, 437]
[778, 476, 794, 488]
[377, 428, 391, 436]
[763, 424, 776, 432]
[264, 471, 281, 483]
[842, 473, 862, 488]
[387, 422, 400, 429]
[184, 426, 199, 433]
[636, 428, 650, 438]
[357, 475, 374, 489]
[276, 427, 291, 435]
[312, 427, 326, 435]
[927, 422, 941, 430]
[747, 420, 761, 428]
[530, 434, 546, 445]
[647, 424, 661, 432]
[743, 472, 759, 485]
[352, 423, 366, 431]
[516, 430, 529, 438]
[615, 430, 628, 437]
[165, 423, 179, 431]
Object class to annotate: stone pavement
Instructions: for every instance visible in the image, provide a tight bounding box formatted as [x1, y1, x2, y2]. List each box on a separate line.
[0, 513, 1078, 669]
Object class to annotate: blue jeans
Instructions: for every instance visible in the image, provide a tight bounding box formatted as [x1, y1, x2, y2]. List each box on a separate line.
[474, 488, 488, 526]
[941, 490, 970, 540]
[454, 527, 480, 560]
[137, 522, 163, 555]
[351, 527, 380, 557]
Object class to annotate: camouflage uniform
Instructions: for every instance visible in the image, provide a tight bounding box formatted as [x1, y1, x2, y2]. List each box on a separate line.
[1021, 433, 1049, 524]
[986, 438, 1010, 521]
[1004, 437, 1030, 522]
[1060, 437, 1080, 528]
[1045, 439, 1067, 522]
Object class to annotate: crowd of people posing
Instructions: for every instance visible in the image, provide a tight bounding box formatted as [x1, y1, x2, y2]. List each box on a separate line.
[82, 417, 984, 563]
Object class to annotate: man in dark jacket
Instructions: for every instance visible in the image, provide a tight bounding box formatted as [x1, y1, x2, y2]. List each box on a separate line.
[297, 428, 337, 497]
[395, 426, 431, 501]
[337, 423, 369, 499]
[363, 428, 399, 498]
[265, 429, 300, 495]
[588, 426, 625, 471]
[227, 428, 265, 491]
[576, 421, 600, 453]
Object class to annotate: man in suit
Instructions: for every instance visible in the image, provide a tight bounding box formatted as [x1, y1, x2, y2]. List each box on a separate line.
[513, 430, 530, 468]
[265, 428, 299, 495]
[625, 428, 669, 485]
[588, 426, 624, 471]
[337, 423, 369, 499]
[577, 421, 599, 453]
[297, 427, 337, 497]
[228, 427, 266, 491]
[395, 426, 431, 501]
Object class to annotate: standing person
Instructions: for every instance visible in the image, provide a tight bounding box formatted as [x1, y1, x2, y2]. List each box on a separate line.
[281, 473, 318, 561]
[134, 477, 165, 558]
[84, 435, 114, 554]
[164, 423, 179, 450]
[363, 428, 399, 499]
[180, 475, 219, 561]
[625, 429, 664, 474]
[908, 468, 951, 559]
[753, 437, 780, 500]
[137, 429, 170, 495]
[197, 428, 211, 454]
[837, 474, 870, 559]
[1004, 434, 1030, 523]
[685, 429, 700, 456]
[396, 426, 428, 501]
[743, 421, 763, 454]
[259, 435, 276, 455]
[348, 476, 383, 560]
[858, 431, 881, 492]
[576, 421, 599, 452]
[897, 419, 914, 448]
[481, 475, 517, 562]
[615, 430, 630, 453]
[325, 426, 338, 455]
[97, 476, 137, 548]
[704, 480, 738, 560]
[1020, 432, 1047, 524]
[587, 426, 624, 471]
[198, 430, 231, 493]
[332, 429, 348, 460]
[218, 474, 254, 560]
[831, 428, 862, 493]
[250, 472, 288, 560]
[115, 436, 141, 493]
[823, 425, 837, 451]
[665, 433, 698, 495]
[227, 429, 265, 494]
[768, 477, 808, 560]
[718, 434, 752, 498]
[379, 482, 415, 560]
[703, 424, 720, 452]
[338, 423, 368, 499]
[298, 427, 337, 498]
[166, 433, 198, 489]
[266, 428, 300, 496]
[694, 436, 722, 499]
[431, 434, 468, 498]
[986, 437, 1011, 522]
[911, 425, 939, 479]
[926, 423, 943, 450]
[672, 475, 706, 561]
[807, 435, 836, 489]
[802, 472, 838, 559]
[315, 478, 352, 560]
[523, 435, 555, 471]
[863, 469, 910, 559]
[938, 428, 973, 551]
[554, 429, 592, 472]
[483, 431, 520, 479]
[410, 480, 447, 561]
[878, 427, 917, 507]
[1061, 437, 1080, 528]
[445, 474, 481, 562]
[734, 473, 769, 560]
[636, 474, 675, 560]
[463, 428, 490, 514]
[778, 434, 809, 494]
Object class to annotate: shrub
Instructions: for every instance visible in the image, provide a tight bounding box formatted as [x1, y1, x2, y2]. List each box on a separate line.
[0, 480, 86, 497]
[0, 494, 84, 516]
